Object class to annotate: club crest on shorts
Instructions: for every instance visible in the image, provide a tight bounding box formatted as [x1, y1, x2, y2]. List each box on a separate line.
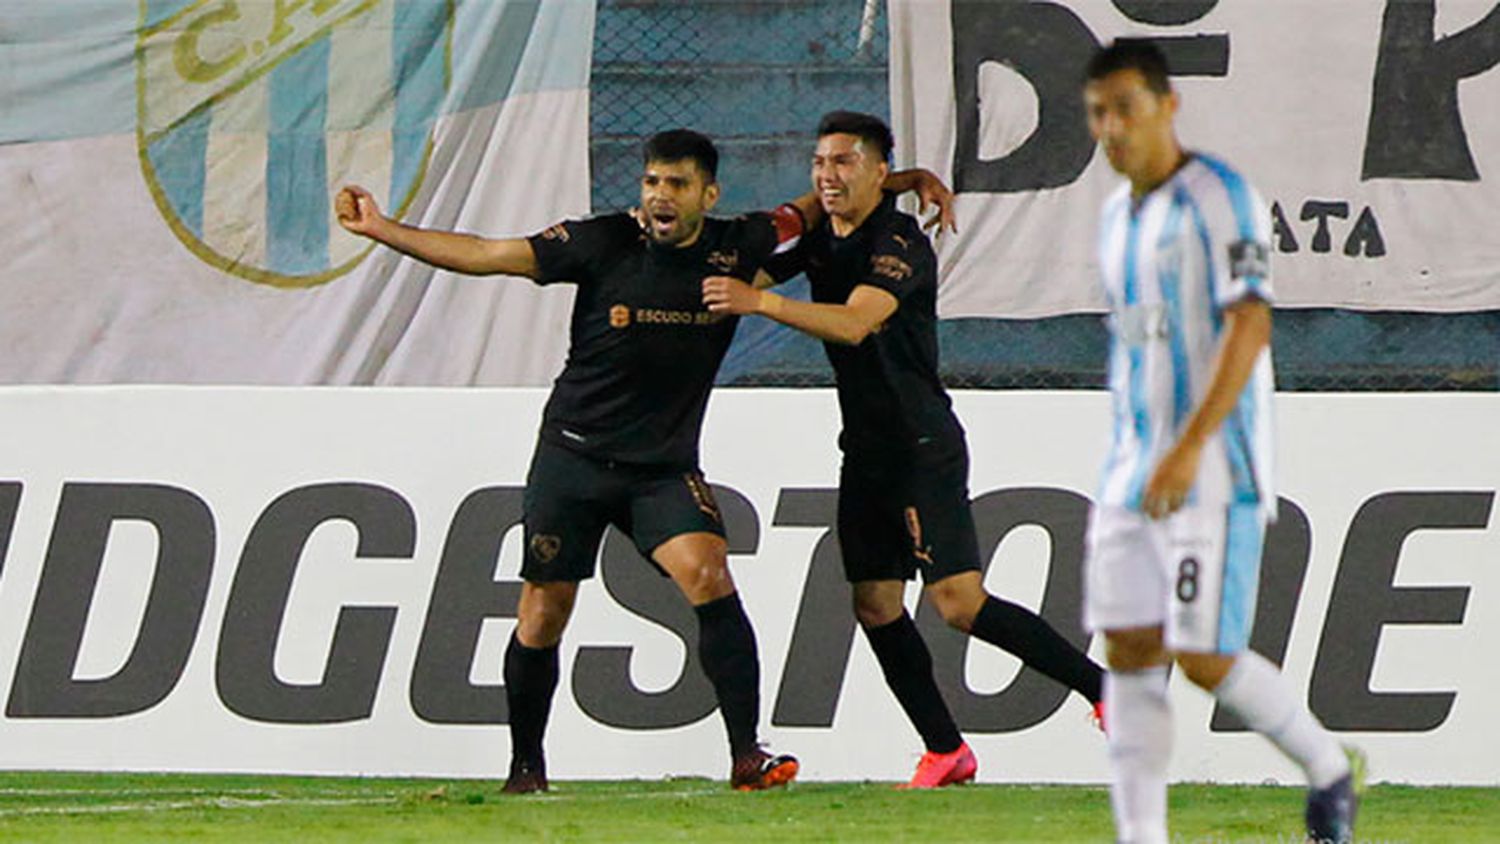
[135, 0, 453, 288]
[529, 534, 562, 564]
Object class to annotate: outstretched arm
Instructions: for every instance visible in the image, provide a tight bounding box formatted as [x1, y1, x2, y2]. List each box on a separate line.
[335, 185, 540, 278]
[1142, 298, 1273, 519]
[703, 277, 897, 346]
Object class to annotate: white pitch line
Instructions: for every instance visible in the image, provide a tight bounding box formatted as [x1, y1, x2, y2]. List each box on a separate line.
[0, 795, 400, 817]
[0, 787, 380, 798]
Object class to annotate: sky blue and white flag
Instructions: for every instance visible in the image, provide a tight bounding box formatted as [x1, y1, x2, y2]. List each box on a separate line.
[1, 0, 594, 383]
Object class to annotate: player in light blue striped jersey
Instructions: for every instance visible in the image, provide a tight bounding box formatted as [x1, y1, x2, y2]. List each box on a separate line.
[1081, 39, 1364, 844]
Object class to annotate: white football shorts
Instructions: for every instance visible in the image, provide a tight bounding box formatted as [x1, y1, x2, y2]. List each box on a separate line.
[1083, 503, 1266, 653]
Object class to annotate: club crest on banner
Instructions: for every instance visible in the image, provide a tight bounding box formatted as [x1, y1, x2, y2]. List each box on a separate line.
[135, 0, 453, 287]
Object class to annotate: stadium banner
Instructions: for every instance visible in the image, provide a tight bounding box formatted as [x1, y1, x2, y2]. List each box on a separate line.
[889, 0, 1500, 316]
[0, 0, 592, 385]
[0, 387, 1493, 786]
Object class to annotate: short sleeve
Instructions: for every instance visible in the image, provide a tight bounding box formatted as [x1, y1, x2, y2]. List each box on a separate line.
[762, 250, 803, 287]
[768, 203, 806, 255]
[745, 205, 807, 284]
[1200, 168, 1274, 309]
[527, 218, 611, 286]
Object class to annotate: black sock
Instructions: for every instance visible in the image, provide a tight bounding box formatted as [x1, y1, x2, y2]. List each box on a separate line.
[970, 596, 1104, 704]
[864, 613, 963, 754]
[504, 633, 559, 766]
[694, 592, 761, 759]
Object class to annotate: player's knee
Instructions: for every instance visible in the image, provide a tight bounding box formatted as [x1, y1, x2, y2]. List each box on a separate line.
[516, 603, 570, 647]
[1175, 652, 1236, 691]
[926, 582, 984, 633]
[677, 560, 734, 603]
[516, 582, 578, 647]
[1104, 627, 1168, 671]
[852, 594, 902, 628]
[933, 596, 977, 633]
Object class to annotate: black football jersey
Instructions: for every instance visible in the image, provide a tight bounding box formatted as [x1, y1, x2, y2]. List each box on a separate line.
[527, 212, 788, 466]
[767, 193, 964, 461]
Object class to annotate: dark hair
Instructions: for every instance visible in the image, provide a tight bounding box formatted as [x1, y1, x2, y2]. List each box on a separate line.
[642, 129, 718, 182]
[1085, 38, 1172, 95]
[816, 110, 893, 163]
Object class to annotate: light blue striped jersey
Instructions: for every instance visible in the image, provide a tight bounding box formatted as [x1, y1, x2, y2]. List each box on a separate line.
[1095, 153, 1277, 518]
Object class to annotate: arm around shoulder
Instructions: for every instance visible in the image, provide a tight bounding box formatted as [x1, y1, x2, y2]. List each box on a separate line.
[776, 167, 957, 239]
[883, 168, 957, 234]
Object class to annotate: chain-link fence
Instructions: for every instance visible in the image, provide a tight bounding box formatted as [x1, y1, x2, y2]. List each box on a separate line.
[589, 0, 1499, 392]
[591, 0, 888, 215]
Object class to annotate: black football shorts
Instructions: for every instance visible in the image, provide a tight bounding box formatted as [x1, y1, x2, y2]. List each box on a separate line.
[837, 447, 982, 584]
[521, 439, 725, 582]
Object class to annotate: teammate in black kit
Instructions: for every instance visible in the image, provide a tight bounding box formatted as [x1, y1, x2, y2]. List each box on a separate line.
[703, 112, 1106, 788]
[335, 129, 953, 794]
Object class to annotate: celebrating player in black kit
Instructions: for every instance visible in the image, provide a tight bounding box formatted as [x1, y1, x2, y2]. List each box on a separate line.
[335, 129, 953, 794]
[703, 112, 1106, 788]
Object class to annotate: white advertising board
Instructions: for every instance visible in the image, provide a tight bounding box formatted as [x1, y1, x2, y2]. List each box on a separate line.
[0, 388, 1492, 784]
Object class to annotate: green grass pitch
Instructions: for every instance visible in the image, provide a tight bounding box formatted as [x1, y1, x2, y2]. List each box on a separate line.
[0, 772, 1494, 842]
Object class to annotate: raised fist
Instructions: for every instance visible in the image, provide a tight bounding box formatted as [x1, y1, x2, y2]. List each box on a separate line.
[334, 185, 383, 236]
